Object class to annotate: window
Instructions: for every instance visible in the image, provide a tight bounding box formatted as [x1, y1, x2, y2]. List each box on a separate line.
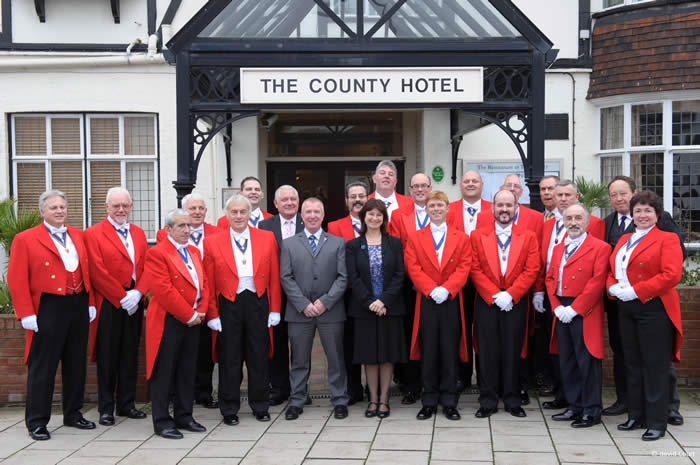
[630, 152, 664, 198]
[673, 153, 700, 243]
[672, 100, 700, 146]
[602, 0, 654, 9]
[601, 106, 623, 150]
[11, 114, 159, 239]
[600, 156, 622, 185]
[632, 103, 663, 146]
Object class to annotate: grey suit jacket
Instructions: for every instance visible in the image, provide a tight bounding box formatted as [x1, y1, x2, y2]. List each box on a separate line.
[280, 230, 347, 323]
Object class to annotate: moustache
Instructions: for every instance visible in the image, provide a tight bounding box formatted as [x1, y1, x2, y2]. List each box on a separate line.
[352, 201, 365, 208]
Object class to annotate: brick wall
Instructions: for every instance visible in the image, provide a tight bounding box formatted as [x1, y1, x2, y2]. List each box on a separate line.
[588, 6, 700, 99]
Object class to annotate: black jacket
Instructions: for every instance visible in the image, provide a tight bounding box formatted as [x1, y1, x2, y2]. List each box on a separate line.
[604, 210, 687, 260]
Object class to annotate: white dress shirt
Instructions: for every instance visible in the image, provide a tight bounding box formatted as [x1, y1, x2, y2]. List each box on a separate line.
[188, 224, 205, 258]
[374, 191, 399, 220]
[230, 227, 255, 294]
[462, 199, 481, 235]
[614, 225, 654, 287]
[107, 215, 136, 280]
[414, 204, 430, 230]
[304, 228, 322, 247]
[281, 214, 298, 240]
[617, 212, 633, 231]
[431, 223, 447, 266]
[167, 235, 201, 309]
[44, 221, 79, 272]
[351, 216, 362, 238]
[546, 217, 567, 272]
[495, 223, 513, 276]
[557, 233, 587, 295]
[249, 207, 264, 228]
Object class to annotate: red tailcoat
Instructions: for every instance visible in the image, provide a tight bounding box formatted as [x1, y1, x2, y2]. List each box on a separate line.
[203, 227, 281, 361]
[143, 240, 209, 378]
[469, 225, 540, 357]
[403, 226, 472, 362]
[606, 227, 683, 362]
[8, 224, 94, 363]
[156, 222, 220, 244]
[514, 205, 544, 245]
[84, 218, 148, 361]
[327, 215, 357, 243]
[545, 235, 611, 359]
[369, 191, 412, 220]
[446, 199, 494, 235]
[217, 210, 272, 230]
[388, 203, 431, 247]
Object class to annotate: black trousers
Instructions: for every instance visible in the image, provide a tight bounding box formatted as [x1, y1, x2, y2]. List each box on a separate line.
[476, 295, 527, 410]
[537, 294, 563, 399]
[458, 280, 477, 387]
[26, 292, 89, 430]
[555, 297, 602, 417]
[606, 296, 680, 411]
[419, 295, 460, 408]
[194, 322, 215, 402]
[96, 294, 143, 415]
[617, 298, 674, 430]
[218, 291, 270, 416]
[269, 292, 291, 400]
[342, 290, 363, 399]
[396, 280, 421, 395]
[150, 313, 199, 433]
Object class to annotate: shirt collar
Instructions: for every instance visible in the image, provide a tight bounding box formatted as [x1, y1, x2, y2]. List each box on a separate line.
[564, 232, 587, 247]
[304, 228, 322, 241]
[430, 222, 447, 233]
[44, 220, 67, 234]
[374, 191, 397, 204]
[250, 207, 262, 219]
[282, 214, 297, 225]
[617, 212, 632, 221]
[414, 204, 426, 214]
[190, 224, 204, 234]
[350, 216, 361, 226]
[231, 226, 250, 241]
[633, 225, 655, 237]
[167, 235, 189, 252]
[462, 199, 481, 210]
[107, 216, 129, 230]
[495, 223, 512, 236]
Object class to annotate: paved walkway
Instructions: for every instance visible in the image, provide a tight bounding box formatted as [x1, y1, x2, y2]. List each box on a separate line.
[0, 389, 698, 465]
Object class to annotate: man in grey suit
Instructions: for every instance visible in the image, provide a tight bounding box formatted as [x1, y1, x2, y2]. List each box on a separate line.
[280, 197, 349, 420]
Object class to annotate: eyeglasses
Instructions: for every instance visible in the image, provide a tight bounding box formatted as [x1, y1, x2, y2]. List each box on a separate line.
[410, 184, 430, 189]
[108, 203, 131, 210]
[503, 183, 522, 190]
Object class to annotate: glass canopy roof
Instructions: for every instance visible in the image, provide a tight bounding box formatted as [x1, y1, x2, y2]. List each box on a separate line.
[198, 0, 522, 39]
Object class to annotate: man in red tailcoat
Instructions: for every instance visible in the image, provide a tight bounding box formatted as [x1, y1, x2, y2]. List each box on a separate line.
[217, 176, 272, 230]
[368, 160, 412, 221]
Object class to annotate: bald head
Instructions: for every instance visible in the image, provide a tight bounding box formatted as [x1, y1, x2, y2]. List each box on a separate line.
[460, 170, 484, 203]
[408, 173, 432, 207]
[502, 174, 523, 200]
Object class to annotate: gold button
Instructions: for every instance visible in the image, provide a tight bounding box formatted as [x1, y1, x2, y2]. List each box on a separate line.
[640, 263, 643, 266]
[578, 268, 582, 271]
[45, 262, 50, 266]
[638, 275, 642, 279]
[51, 275, 55, 279]
[564, 286, 568, 289]
[58, 287, 62, 291]
[571, 276, 575, 280]
[262, 274, 265, 278]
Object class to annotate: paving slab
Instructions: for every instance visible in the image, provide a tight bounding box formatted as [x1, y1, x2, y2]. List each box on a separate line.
[186, 439, 255, 457]
[365, 450, 429, 465]
[494, 451, 559, 465]
[556, 443, 625, 464]
[371, 433, 432, 450]
[431, 442, 493, 462]
[307, 441, 371, 459]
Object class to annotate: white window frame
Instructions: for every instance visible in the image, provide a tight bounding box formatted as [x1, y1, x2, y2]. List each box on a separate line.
[601, 0, 655, 11]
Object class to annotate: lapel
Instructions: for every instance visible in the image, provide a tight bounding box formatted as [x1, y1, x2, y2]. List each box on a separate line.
[102, 219, 131, 261]
[67, 226, 86, 264]
[219, 230, 239, 278]
[563, 235, 591, 268]
[166, 240, 196, 287]
[419, 228, 440, 272]
[295, 215, 305, 233]
[250, 228, 262, 275]
[628, 226, 658, 263]
[37, 224, 62, 258]
[298, 231, 315, 257]
[481, 230, 501, 279]
[273, 215, 283, 245]
[315, 231, 329, 256]
[440, 229, 459, 270]
[189, 244, 205, 286]
[505, 229, 524, 278]
[343, 215, 357, 240]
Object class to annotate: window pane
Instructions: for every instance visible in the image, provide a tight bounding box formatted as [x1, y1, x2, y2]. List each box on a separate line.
[673, 152, 700, 243]
[672, 100, 700, 146]
[14, 117, 47, 155]
[51, 118, 81, 155]
[603, 0, 624, 7]
[600, 155, 622, 185]
[90, 118, 119, 154]
[51, 161, 84, 229]
[600, 106, 624, 150]
[124, 117, 155, 155]
[630, 152, 664, 199]
[15, 162, 46, 215]
[632, 103, 663, 146]
[89, 161, 121, 226]
[126, 162, 156, 238]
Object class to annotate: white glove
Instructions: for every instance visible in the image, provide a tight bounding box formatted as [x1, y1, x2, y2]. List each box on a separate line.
[492, 291, 513, 311]
[268, 313, 281, 327]
[21, 315, 38, 332]
[502, 301, 513, 312]
[617, 286, 638, 302]
[120, 289, 142, 314]
[608, 284, 624, 298]
[207, 317, 222, 332]
[89, 306, 97, 322]
[553, 305, 565, 322]
[532, 292, 545, 313]
[430, 287, 450, 304]
[561, 306, 579, 323]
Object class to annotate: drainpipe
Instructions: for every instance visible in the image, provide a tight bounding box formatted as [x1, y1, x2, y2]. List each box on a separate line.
[564, 72, 576, 179]
[0, 34, 166, 70]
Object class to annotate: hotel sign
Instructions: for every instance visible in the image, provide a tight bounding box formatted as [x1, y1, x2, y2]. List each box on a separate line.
[240, 67, 483, 104]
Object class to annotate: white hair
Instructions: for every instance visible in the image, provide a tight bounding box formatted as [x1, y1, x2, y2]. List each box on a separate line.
[39, 190, 66, 211]
[164, 208, 189, 227]
[274, 185, 299, 202]
[105, 186, 132, 204]
[224, 194, 251, 211]
[182, 192, 206, 209]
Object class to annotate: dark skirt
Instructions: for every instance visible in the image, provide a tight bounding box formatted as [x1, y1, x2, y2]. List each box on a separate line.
[352, 315, 407, 365]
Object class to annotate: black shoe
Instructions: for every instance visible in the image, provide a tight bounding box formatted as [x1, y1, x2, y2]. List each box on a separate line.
[64, 417, 96, 430]
[253, 411, 271, 422]
[617, 418, 645, 431]
[29, 426, 50, 441]
[456, 379, 469, 393]
[176, 420, 206, 433]
[195, 397, 218, 409]
[443, 406, 461, 420]
[642, 428, 665, 441]
[334, 405, 348, 419]
[116, 407, 146, 419]
[542, 398, 568, 410]
[365, 402, 378, 418]
[377, 403, 390, 419]
[285, 406, 303, 420]
[305, 395, 313, 406]
[505, 406, 527, 418]
[475, 407, 497, 418]
[223, 415, 239, 426]
[416, 406, 436, 420]
[539, 385, 555, 397]
[99, 413, 115, 426]
[519, 390, 530, 406]
[571, 415, 601, 428]
[401, 392, 418, 405]
[269, 396, 287, 407]
[156, 428, 183, 439]
[668, 409, 684, 426]
[602, 401, 627, 416]
[348, 391, 364, 406]
[552, 409, 581, 422]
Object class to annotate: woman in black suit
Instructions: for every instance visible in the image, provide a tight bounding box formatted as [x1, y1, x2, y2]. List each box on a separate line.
[346, 199, 406, 419]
